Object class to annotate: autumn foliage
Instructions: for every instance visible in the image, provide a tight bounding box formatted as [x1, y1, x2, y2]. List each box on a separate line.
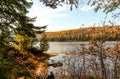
[45, 26, 120, 41]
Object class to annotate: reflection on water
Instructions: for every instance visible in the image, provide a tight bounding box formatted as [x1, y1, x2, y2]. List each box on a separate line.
[39, 42, 118, 78]
[46, 41, 116, 53]
[46, 42, 89, 53]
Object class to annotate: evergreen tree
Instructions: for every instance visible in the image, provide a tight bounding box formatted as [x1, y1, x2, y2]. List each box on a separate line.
[40, 33, 49, 52]
[0, 0, 47, 78]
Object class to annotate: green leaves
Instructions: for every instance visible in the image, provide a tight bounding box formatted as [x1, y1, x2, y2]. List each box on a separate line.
[89, 0, 120, 14]
[0, 0, 33, 46]
[14, 34, 34, 50]
[40, 0, 79, 10]
[40, 33, 49, 52]
[0, 0, 48, 78]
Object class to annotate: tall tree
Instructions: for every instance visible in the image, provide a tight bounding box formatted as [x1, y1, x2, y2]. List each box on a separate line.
[0, 0, 31, 46]
[0, 0, 47, 78]
[0, 0, 46, 45]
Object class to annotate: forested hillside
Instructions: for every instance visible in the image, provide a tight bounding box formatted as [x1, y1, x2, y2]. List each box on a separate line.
[44, 26, 120, 41]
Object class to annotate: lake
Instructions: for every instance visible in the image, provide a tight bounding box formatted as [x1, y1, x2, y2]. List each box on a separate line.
[38, 41, 119, 79]
[45, 41, 117, 54]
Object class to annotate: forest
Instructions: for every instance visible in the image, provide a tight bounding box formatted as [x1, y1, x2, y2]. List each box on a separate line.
[44, 26, 120, 41]
[0, 0, 120, 79]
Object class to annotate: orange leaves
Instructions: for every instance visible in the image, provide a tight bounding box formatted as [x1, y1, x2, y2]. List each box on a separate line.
[43, 26, 120, 41]
[27, 57, 39, 67]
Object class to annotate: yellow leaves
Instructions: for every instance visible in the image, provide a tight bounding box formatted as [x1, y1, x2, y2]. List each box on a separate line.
[14, 34, 33, 44]
[14, 34, 24, 43]
[14, 34, 34, 50]
[45, 26, 120, 41]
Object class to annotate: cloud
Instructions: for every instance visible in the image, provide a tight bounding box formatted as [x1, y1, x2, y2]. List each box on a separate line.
[27, 0, 69, 26]
[80, 5, 96, 12]
[34, 18, 52, 26]
[40, 5, 69, 18]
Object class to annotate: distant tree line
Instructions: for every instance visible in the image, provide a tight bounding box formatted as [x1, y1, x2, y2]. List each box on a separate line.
[44, 26, 120, 41]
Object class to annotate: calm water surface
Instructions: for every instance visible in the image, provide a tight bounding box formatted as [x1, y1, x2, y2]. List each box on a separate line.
[45, 41, 116, 54]
[38, 42, 118, 78]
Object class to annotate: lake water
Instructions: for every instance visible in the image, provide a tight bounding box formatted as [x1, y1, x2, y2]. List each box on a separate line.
[45, 41, 116, 54]
[45, 42, 85, 53]
[40, 42, 118, 79]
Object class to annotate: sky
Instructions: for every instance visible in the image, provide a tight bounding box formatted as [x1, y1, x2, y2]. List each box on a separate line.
[27, 0, 117, 32]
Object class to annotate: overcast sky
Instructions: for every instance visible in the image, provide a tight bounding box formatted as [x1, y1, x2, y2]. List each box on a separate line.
[27, 0, 116, 32]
